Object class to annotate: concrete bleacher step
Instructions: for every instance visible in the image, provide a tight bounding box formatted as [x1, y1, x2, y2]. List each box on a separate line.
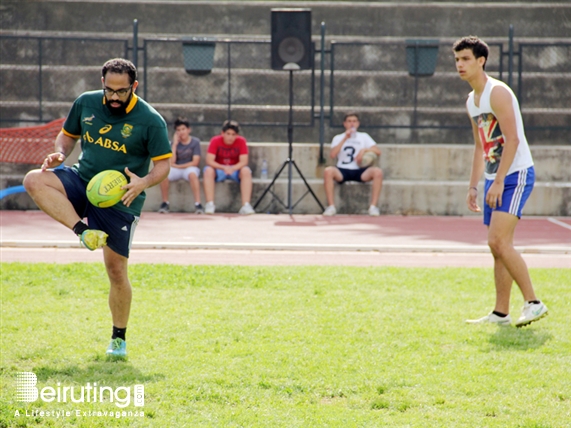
[4, 142, 567, 183]
[3, 174, 568, 216]
[3, 1, 570, 38]
[3, 143, 570, 216]
[2, 65, 568, 119]
[2, 2, 569, 147]
[142, 178, 570, 217]
[2, 59, 569, 144]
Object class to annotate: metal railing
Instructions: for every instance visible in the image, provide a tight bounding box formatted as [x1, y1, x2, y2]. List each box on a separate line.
[137, 36, 316, 128]
[0, 34, 129, 123]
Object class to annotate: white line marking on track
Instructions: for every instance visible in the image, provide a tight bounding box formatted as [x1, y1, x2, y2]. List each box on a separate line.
[548, 217, 571, 232]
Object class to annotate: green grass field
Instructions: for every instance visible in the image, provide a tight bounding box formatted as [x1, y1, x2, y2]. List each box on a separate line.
[1, 263, 569, 427]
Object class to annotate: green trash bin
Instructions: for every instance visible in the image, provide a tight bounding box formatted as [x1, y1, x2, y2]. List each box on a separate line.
[406, 39, 439, 77]
[182, 37, 216, 76]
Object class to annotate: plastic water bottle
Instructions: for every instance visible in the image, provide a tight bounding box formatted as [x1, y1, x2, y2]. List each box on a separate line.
[261, 159, 268, 179]
[350, 127, 357, 139]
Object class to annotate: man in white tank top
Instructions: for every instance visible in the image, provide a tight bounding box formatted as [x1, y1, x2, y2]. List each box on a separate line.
[453, 36, 548, 327]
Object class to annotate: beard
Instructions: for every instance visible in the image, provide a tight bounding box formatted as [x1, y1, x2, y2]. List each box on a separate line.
[105, 94, 131, 115]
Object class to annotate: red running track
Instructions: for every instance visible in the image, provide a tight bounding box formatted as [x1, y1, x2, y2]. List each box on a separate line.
[1, 211, 569, 268]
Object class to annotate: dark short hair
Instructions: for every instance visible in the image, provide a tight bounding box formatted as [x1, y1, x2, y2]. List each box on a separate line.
[222, 120, 240, 134]
[343, 112, 360, 122]
[174, 116, 190, 129]
[101, 58, 137, 84]
[452, 36, 489, 70]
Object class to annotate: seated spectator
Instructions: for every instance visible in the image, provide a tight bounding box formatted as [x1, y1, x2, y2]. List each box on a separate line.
[323, 112, 383, 216]
[203, 120, 254, 215]
[158, 117, 204, 214]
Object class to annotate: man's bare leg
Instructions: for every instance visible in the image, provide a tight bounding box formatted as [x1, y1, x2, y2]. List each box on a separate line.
[104, 246, 132, 329]
[189, 173, 201, 204]
[488, 211, 537, 308]
[159, 178, 170, 203]
[203, 167, 216, 203]
[361, 167, 383, 206]
[23, 170, 81, 229]
[323, 166, 342, 207]
[239, 167, 252, 205]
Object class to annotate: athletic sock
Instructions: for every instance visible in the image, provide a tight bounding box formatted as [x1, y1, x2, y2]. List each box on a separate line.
[527, 300, 541, 305]
[72, 221, 89, 236]
[492, 311, 508, 318]
[112, 326, 127, 341]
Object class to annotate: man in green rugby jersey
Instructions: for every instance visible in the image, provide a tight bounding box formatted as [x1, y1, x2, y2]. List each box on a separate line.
[24, 58, 172, 357]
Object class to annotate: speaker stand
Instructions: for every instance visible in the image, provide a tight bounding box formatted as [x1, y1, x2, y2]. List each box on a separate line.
[254, 67, 324, 215]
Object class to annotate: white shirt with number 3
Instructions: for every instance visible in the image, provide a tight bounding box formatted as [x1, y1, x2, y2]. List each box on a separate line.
[331, 131, 377, 170]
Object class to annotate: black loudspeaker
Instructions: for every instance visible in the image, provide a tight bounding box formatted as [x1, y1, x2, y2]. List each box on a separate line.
[271, 9, 312, 70]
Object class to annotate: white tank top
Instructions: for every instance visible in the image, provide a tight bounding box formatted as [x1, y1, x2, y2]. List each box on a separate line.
[466, 77, 533, 180]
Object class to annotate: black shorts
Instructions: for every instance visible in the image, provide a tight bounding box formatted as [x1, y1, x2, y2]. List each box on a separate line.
[338, 167, 367, 183]
[53, 166, 139, 258]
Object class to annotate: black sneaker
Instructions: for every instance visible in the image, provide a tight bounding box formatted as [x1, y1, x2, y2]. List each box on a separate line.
[195, 203, 204, 214]
[158, 202, 169, 213]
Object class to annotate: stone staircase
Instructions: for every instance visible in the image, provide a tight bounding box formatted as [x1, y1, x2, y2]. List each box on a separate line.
[1, 1, 570, 142]
[1, 1, 569, 215]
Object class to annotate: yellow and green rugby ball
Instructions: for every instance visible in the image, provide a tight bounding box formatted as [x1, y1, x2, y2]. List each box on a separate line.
[86, 170, 128, 208]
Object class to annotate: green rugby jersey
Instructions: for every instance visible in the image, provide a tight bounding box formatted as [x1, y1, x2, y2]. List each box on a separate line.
[62, 90, 172, 216]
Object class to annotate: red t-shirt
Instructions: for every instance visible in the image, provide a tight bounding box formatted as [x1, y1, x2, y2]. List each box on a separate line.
[207, 135, 248, 166]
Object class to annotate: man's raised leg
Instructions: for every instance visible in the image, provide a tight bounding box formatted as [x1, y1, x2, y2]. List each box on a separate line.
[24, 169, 107, 250]
[23, 170, 81, 229]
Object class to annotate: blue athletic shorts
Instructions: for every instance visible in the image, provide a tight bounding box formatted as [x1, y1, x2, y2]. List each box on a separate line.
[204, 166, 241, 183]
[338, 167, 368, 183]
[483, 166, 534, 226]
[53, 166, 139, 258]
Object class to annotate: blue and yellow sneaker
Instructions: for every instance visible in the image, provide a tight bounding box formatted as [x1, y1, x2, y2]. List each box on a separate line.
[80, 230, 108, 251]
[106, 338, 127, 358]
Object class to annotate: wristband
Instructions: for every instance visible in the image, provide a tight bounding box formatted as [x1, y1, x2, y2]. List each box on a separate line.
[469, 186, 478, 192]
